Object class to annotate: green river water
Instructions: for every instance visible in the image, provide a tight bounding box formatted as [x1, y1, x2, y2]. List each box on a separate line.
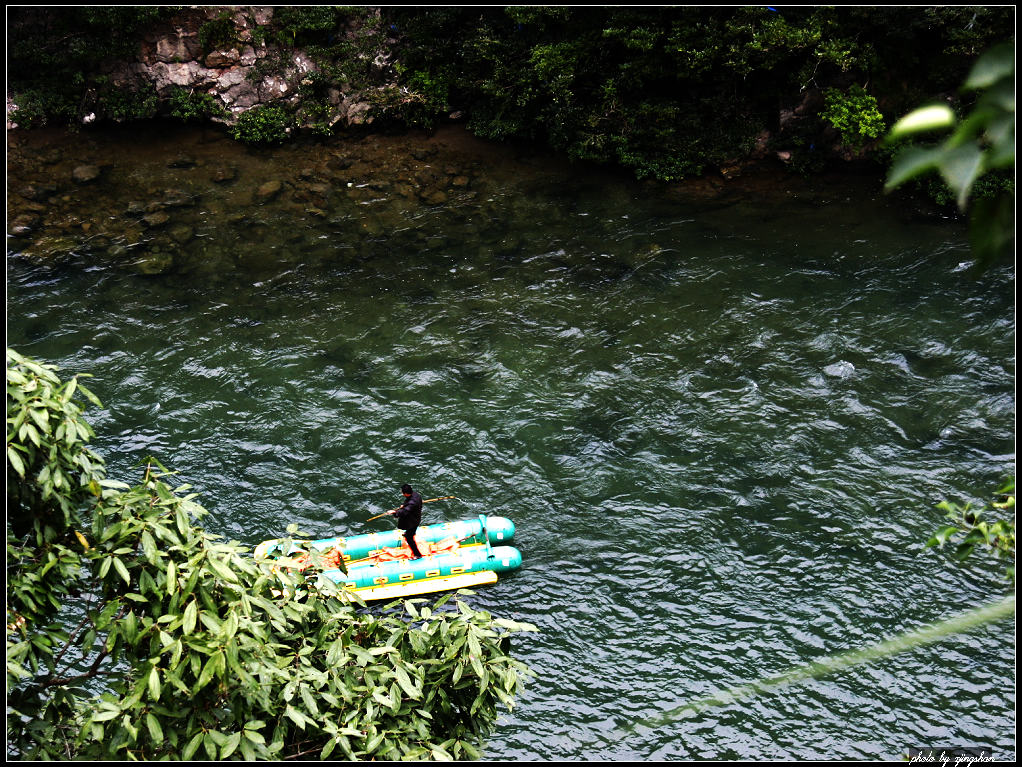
[6, 123, 1015, 761]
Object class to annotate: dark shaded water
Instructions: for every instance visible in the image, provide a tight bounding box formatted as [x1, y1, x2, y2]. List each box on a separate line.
[6, 123, 1015, 760]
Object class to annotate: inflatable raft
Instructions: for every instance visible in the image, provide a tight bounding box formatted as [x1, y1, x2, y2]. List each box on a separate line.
[254, 515, 522, 601]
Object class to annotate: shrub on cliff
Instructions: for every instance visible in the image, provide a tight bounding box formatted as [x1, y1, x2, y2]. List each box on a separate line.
[228, 104, 296, 145]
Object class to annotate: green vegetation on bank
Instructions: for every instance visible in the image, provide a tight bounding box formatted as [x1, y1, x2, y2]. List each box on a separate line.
[6, 7, 173, 127]
[7, 349, 536, 760]
[6, 6, 1014, 187]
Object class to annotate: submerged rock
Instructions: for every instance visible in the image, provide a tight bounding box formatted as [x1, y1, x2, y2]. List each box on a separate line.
[211, 166, 238, 184]
[142, 211, 171, 227]
[134, 251, 175, 275]
[419, 189, 448, 206]
[9, 214, 40, 237]
[255, 180, 283, 202]
[168, 223, 195, 243]
[71, 164, 101, 183]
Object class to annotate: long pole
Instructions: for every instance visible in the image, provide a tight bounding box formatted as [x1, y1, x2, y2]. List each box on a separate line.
[366, 496, 458, 522]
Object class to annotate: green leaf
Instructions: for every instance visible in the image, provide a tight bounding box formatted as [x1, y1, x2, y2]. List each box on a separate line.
[968, 190, 1015, 273]
[965, 43, 1014, 91]
[885, 145, 945, 190]
[467, 632, 484, 677]
[221, 730, 242, 759]
[8, 446, 26, 477]
[936, 142, 984, 208]
[321, 737, 337, 760]
[182, 730, 204, 760]
[926, 526, 961, 549]
[208, 557, 238, 583]
[176, 506, 190, 538]
[299, 685, 320, 717]
[148, 666, 162, 701]
[166, 559, 177, 594]
[195, 652, 221, 692]
[145, 711, 164, 744]
[394, 664, 422, 700]
[284, 704, 309, 730]
[62, 376, 78, 403]
[140, 531, 158, 563]
[182, 600, 197, 635]
[203, 731, 219, 760]
[113, 557, 131, 585]
[28, 407, 50, 432]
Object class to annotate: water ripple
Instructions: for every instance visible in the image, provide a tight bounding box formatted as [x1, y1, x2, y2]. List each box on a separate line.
[6, 128, 1014, 761]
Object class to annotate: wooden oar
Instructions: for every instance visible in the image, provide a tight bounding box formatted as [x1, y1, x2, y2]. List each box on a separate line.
[366, 496, 458, 522]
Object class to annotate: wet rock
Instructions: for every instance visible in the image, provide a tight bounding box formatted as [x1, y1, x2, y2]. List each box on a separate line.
[211, 166, 238, 184]
[39, 150, 63, 166]
[143, 211, 171, 227]
[167, 154, 198, 169]
[358, 218, 383, 236]
[127, 201, 147, 215]
[20, 200, 48, 214]
[720, 164, 744, 180]
[72, 164, 101, 183]
[122, 226, 146, 247]
[255, 179, 283, 202]
[419, 189, 448, 206]
[327, 154, 354, 172]
[205, 49, 240, 68]
[197, 243, 227, 262]
[395, 183, 416, 199]
[9, 214, 39, 237]
[20, 234, 78, 260]
[19, 183, 57, 201]
[293, 180, 332, 206]
[161, 190, 198, 207]
[168, 223, 195, 243]
[239, 45, 258, 66]
[450, 175, 471, 188]
[135, 251, 175, 275]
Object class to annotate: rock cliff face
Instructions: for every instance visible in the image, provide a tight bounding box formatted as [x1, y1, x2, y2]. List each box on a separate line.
[28, 7, 393, 131]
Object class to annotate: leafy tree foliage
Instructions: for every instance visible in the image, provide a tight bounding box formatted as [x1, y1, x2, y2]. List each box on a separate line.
[885, 43, 1015, 269]
[883, 45, 1015, 581]
[927, 481, 1015, 585]
[6, 7, 172, 127]
[820, 86, 886, 148]
[7, 349, 536, 760]
[6, 7, 1013, 180]
[384, 6, 1014, 179]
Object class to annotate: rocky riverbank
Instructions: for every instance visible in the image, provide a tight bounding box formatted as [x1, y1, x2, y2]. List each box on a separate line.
[8, 116, 911, 283]
[6, 7, 397, 135]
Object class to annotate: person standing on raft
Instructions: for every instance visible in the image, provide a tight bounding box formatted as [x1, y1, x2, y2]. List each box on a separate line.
[391, 484, 424, 559]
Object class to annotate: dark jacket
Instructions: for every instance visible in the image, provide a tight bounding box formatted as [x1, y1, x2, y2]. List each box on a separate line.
[395, 491, 422, 530]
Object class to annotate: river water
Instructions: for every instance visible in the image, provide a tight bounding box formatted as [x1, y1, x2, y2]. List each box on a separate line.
[6, 123, 1015, 761]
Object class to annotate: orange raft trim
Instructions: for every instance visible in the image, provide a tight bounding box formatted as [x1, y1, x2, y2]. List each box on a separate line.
[286, 535, 463, 571]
